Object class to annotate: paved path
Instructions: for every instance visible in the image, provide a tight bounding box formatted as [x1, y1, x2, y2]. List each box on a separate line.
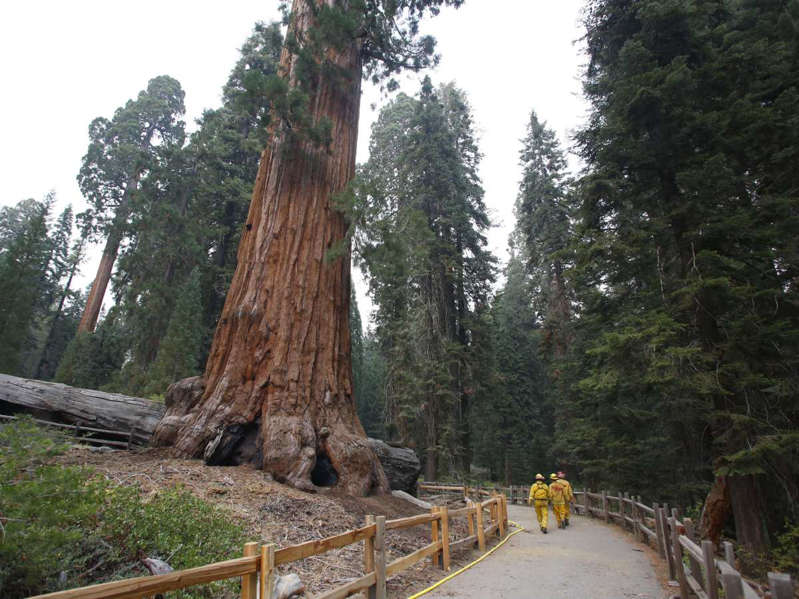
[424, 504, 667, 599]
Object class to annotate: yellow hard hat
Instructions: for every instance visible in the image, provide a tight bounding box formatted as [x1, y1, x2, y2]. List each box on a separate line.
[535, 473, 544, 480]
[550, 473, 558, 480]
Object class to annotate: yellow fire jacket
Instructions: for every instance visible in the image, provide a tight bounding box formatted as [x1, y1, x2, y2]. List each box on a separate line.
[549, 479, 568, 504]
[528, 481, 550, 504]
[559, 478, 574, 502]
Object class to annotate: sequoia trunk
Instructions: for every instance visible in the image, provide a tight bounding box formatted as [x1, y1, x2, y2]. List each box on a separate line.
[77, 229, 121, 333]
[153, 0, 389, 496]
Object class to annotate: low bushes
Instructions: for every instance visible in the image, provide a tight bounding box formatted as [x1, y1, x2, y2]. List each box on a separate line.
[0, 417, 244, 598]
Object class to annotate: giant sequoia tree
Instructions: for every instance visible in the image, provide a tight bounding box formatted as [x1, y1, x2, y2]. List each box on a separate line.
[154, 0, 464, 495]
[77, 76, 186, 333]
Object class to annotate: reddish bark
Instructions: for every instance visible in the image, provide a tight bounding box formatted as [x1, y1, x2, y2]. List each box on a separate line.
[699, 476, 731, 547]
[153, 0, 389, 496]
[77, 231, 121, 333]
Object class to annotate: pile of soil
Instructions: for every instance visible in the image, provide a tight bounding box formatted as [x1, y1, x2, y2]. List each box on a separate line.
[57, 446, 488, 598]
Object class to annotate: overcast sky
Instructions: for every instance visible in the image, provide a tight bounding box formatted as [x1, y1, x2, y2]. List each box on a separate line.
[0, 0, 589, 324]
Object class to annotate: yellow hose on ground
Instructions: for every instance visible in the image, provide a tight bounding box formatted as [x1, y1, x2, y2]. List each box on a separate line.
[406, 520, 526, 599]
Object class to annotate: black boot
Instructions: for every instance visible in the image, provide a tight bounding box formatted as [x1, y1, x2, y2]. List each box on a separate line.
[565, 518, 570, 527]
[542, 527, 548, 534]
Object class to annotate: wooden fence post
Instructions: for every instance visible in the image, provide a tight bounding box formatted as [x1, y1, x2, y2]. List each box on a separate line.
[768, 573, 795, 599]
[621, 492, 627, 518]
[364, 515, 376, 599]
[602, 490, 609, 522]
[658, 507, 676, 580]
[497, 498, 506, 537]
[374, 516, 387, 599]
[583, 489, 590, 517]
[683, 518, 702, 590]
[721, 570, 745, 599]
[260, 543, 275, 599]
[670, 517, 690, 599]
[475, 503, 486, 552]
[467, 504, 475, 540]
[723, 541, 735, 567]
[241, 542, 259, 599]
[702, 540, 719, 599]
[431, 506, 440, 568]
[440, 506, 451, 571]
[653, 503, 664, 558]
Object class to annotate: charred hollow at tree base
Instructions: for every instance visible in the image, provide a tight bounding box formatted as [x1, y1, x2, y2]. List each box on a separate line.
[153, 377, 390, 496]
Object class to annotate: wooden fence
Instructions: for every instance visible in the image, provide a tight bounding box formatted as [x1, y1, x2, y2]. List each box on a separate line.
[30, 493, 510, 599]
[571, 489, 795, 599]
[419, 483, 796, 599]
[0, 413, 145, 449]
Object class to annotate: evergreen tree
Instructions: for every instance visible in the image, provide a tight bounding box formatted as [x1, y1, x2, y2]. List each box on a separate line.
[77, 76, 186, 333]
[144, 268, 205, 396]
[153, 0, 468, 496]
[32, 207, 85, 379]
[95, 23, 284, 396]
[515, 112, 573, 359]
[0, 198, 53, 374]
[55, 308, 126, 390]
[565, 0, 799, 553]
[357, 79, 495, 478]
[474, 249, 552, 484]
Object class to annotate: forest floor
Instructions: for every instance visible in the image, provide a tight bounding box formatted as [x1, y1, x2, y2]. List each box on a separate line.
[56, 446, 489, 598]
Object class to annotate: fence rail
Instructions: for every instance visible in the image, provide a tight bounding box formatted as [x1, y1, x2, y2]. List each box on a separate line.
[569, 489, 795, 599]
[0, 413, 145, 448]
[31, 490, 510, 599]
[419, 482, 795, 599]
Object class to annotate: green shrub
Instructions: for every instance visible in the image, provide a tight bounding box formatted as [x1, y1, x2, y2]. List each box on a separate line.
[102, 484, 245, 574]
[0, 418, 245, 598]
[0, 418, 106, 597]
[774, 521, 799, 576]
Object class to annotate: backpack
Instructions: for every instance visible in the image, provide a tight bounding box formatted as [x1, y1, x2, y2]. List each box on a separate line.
[532, 483, 549, 501]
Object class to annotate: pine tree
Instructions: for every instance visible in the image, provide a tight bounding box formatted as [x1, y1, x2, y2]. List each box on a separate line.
[475, 248, 552, 484]
[55, 308, 126, 390]
[145, 268, 204, 396]
[34, 207, 85, 379]
[77, 76, 186, 333]
[356, 79, 495, 479]
[568, 0, 799, 552]
[0, 198, 53, 374]
[515, 112, 573, 359]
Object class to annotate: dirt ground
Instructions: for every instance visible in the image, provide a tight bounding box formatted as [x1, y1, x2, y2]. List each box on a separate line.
[56, 446, 491, 598]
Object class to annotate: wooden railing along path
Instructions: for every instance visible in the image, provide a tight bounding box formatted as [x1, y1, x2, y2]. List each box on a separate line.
[420, 483, 795, 599]
[31, 492, 510, 599]
[569, 489, 797, 599]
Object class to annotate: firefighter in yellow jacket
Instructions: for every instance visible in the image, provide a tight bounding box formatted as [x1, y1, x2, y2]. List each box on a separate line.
[549, 473, 568, 529]
[528, 473, 551, 533]
[557, 470, 574, 526]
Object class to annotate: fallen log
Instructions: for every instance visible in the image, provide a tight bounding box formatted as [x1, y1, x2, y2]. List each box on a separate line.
[0, 374, 421, 495]
[0, 374, 165, 443]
